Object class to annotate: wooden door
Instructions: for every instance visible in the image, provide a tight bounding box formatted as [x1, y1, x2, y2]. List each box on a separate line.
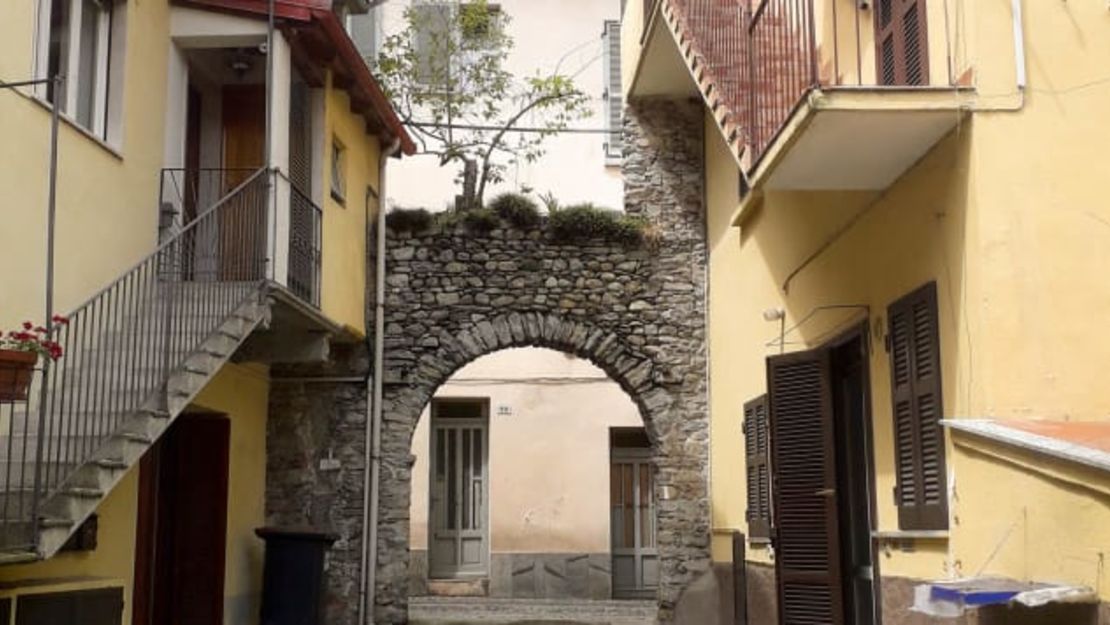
[610, 447, 658, 598]
[134, 414, 230, 625]
[768, 350, 844, 625]
[429, 399, 489, 578]
[874, 0, 929, 86]
[184, 85, 203, 225]
[220, 85, 266, 280]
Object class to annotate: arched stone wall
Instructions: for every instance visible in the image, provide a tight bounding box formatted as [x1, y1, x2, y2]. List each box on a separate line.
[374, 98, 708, 623]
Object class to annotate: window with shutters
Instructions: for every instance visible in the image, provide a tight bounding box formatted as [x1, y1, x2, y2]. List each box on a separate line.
[743, 395, 772, 540]
[873, 0, 929, 87]
[887, 281, 948, 530]
[601, 19, 623, 165]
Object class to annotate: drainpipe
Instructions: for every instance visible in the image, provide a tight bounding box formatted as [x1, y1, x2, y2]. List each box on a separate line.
[359, 136, 401, 625]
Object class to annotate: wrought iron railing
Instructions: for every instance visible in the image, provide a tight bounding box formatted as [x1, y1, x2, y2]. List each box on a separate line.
[0, 168, 270, 549]
[158, 168, 257, 239]
[282, 174, 324, 308]
[669, 0, 954, 164]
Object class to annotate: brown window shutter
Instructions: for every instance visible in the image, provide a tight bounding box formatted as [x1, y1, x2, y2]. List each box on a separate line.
[743, 395, 771, 539]
[767, 350, 845, 625]
[874, 0, 930, 86]
[887, 281, 948, 530]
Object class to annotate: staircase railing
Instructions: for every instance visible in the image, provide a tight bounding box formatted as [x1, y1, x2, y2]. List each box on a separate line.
[0, 168, 270, 550]
[158, 168, 256, 241]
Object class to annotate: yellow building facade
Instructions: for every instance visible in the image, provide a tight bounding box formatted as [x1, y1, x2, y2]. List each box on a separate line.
[0, 0, 410, 622]
[625, 0, 1110, 623]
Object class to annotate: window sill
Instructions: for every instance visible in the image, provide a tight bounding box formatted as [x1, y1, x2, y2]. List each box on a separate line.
[872, 530, 949, 541]
[330, 189, 346, 206]
[26, 93, 123, 160]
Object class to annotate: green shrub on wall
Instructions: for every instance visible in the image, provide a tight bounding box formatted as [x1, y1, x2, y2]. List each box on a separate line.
[461, 208, 500, 233]
[488, 192, 541, 229]
[384, 207, 434, 232]
[386, 199, 660, 248]
[549, 204, 646, 246]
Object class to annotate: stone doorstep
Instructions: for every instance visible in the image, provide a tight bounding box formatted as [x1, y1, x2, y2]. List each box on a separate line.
[408, 597, 659, 625]
[426, 578, 491, 597]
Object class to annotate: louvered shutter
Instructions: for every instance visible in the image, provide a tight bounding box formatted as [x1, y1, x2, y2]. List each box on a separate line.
[767, 350, 844, 625]
[887, 281, 948, 530]
[874, 0, 929, 86]
[602, 20, 623, 162]
[289, 76, 312, 194]
[744, 395, 772, 539]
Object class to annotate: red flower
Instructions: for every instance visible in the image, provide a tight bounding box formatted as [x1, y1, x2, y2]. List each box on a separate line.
[21, 322, 32, 330]
[51, 314, 69, 326]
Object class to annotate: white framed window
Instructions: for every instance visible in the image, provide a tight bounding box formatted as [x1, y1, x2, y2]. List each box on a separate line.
[34, 0, 124, 143]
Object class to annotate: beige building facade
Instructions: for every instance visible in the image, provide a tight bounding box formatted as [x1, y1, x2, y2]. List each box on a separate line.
[407, 347, 648, 599]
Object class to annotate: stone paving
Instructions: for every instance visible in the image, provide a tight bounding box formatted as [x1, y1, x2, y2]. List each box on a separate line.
[408, 597, 659, 625]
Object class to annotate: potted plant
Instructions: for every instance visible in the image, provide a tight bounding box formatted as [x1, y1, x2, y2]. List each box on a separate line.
[0, 316, 66, 402]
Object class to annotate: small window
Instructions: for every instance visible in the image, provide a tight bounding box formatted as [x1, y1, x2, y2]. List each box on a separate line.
[35, 0, 123, 141]
[330, 137, 346, 204]
[743, 395, 772, 540]
[887, 281, 948, 530]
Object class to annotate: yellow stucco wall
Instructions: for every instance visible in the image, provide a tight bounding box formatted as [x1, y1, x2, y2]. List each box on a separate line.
[701, 0, 1110, 602]
[0, 0, 170, 329]
[318, 75, 382, 334]
[705, 106, 971, 580]
[0, 363, 271, 621]
[191, 362, 270, 624]
[0, 472, 140, 622]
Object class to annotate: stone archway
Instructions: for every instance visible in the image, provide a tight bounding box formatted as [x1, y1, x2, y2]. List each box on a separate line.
[373, 99, 708, 623]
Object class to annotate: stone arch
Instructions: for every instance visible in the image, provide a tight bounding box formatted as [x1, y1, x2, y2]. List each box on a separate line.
[393, 314, 669, 449]
[373, 98, 709, 623]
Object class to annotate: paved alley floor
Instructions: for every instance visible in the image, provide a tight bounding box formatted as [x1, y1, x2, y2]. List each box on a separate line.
[408, 597, 659, 625]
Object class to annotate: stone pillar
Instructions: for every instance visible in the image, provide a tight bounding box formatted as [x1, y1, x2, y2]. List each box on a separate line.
[624, 97, 712, 621]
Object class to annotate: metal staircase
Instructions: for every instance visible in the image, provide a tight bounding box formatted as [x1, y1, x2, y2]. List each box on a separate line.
[0, 168, 275, 560]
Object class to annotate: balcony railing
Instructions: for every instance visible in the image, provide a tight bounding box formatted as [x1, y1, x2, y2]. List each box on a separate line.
[283, 174, 324, 308]
[670, 0, 953, 165]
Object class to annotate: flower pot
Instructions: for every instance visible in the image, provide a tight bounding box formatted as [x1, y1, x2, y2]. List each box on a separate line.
[0, 350, 37, 402]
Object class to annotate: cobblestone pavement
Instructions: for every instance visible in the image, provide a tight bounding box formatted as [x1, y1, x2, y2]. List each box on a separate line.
[407, 597, 659, 625]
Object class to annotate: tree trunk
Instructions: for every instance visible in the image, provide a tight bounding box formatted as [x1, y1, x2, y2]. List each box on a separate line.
[458, 158, 479, 210]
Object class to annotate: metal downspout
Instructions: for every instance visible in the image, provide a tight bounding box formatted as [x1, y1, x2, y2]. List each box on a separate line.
[359, 137, 401, 625]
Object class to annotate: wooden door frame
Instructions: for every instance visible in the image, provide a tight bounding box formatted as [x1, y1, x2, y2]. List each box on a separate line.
[821, 321, 883, 625]
[610, 444, 658, 599]
[427, 397, 490, 580]
[132, 412, 231, 625]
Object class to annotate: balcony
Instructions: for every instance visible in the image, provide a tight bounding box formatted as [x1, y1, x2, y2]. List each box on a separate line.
[632, 0, 972, 192]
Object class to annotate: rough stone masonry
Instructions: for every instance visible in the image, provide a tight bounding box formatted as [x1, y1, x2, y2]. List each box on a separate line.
[266, 98, 710, 624]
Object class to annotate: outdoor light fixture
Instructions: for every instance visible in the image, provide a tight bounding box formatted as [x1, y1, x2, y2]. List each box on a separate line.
[762, 307, 785, 322]
[763, 307, 786, 354]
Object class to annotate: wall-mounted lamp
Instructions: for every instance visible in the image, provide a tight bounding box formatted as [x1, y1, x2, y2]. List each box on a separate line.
[763, 307, 786, 354]
[762, 307, 785, 322]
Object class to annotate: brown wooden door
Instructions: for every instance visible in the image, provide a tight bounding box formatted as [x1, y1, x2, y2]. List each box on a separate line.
[767, 349, 844, 625]
[184, 85, 203, 225]
[134, 414, 231, 625]
[874, 0, 929, 86]
[220, 85, 266, 280]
